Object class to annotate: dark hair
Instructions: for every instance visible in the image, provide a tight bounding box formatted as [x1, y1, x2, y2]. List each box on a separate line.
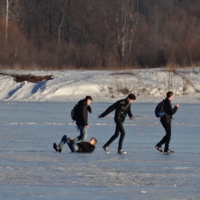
[91, 137, 97, 144]
[127, 94, 136, 100]
[85, 96, 93, 101]
[166, 91, 173, 98]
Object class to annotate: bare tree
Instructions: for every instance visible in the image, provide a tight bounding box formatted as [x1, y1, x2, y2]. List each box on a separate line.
[115, 0, 139, 62]
[5, 0, 9, 41]
[82, 1, 92, 48]
[65, 0, 72, 43]
[1, 0, 21, 42]
[58, 4, 65, 44]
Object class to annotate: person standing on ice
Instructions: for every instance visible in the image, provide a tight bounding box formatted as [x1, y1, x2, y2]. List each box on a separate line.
[98, 94, 136, 154]
[155, 91, 179, 155]
[73, 96, 93, 143]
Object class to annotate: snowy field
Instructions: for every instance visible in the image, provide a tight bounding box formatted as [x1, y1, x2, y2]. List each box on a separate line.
[0, 67, 200, 103]
[0, 101, 200, 200]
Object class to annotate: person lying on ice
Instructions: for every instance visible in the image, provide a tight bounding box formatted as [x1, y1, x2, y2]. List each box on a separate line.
[53, 135, 97, 153]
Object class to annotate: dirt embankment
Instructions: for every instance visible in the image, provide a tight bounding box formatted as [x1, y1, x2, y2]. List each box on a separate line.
[0, 73, 53, 83]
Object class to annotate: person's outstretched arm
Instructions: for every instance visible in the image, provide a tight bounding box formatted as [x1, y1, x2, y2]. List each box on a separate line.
[98, 102, 118, 118]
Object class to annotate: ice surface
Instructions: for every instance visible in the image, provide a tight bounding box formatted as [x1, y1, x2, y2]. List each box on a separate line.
[0, 102, 200, 200]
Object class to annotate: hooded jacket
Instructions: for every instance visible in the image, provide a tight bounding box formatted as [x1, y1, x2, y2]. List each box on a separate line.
[99, 98, 133, 121]
[76, 99, 92, 126]
[161, 98, 178, 123]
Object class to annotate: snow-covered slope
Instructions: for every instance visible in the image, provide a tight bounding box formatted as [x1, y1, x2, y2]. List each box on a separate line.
[0, 68, 200, 103]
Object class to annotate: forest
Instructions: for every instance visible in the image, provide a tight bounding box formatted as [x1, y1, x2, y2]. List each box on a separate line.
[0, 0, 200, 70]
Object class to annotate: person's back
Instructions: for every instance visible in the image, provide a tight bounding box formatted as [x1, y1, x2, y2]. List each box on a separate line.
[76, 99, 87, 125]
[77, 141, 95, 153]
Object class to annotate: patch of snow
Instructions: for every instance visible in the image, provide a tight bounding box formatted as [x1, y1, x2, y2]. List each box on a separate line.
[0, 68, 200, 103]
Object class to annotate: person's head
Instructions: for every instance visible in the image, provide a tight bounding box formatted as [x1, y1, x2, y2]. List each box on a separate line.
[166, 91, 174, 100]
[85, 96, 93, 105]
[89, 138, 97, 145]
[127, 94, 136, 104]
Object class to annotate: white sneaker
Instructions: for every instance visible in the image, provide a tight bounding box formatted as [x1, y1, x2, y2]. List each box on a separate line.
[118, 149, 126, 154]
[164, 149, 174, 155]
[155, 145, 162, 152]
[102, 146, 109, 153]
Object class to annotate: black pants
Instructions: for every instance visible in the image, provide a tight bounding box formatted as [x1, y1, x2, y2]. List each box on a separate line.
[158, 119, 171, 152]
[104, 118, 125, 151]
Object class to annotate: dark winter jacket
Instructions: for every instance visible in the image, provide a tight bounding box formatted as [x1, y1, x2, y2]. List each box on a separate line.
[76, 99, 92, 126]
[161, 98, 178, 123]
[77, 142, 95, 153]
[99, 98, 133, 121]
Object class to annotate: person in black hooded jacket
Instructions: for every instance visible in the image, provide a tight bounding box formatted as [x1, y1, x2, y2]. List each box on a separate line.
[74, 96, 92, 143]
[98, 94, 136, 154]
[53, 135, 97, 153]
[155, 91, 179, 155]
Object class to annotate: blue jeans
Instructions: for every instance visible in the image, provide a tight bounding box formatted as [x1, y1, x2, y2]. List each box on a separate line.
[73, 125, 88, 143]
[59, 135, 79, 152]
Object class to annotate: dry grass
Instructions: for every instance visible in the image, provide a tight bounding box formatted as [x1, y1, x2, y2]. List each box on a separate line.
[0, 72, 53, 83]
[110, 70, 136, 76]
[165, 65, 200, 95]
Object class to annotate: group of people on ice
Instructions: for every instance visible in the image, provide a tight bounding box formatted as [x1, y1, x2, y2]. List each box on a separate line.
[53, 91, 179, 155]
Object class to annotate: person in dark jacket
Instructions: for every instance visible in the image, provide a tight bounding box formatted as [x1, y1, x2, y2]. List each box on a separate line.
[98, 94, 136, 154]
[74, 96, 92, 143]
[155, 91, 179, 155]
[53, 135, 97, 153]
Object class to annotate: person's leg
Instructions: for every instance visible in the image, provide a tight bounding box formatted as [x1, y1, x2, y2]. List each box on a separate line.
[157, 120, 171, 151]
[157, 121, 167, 146]
[116, 120, 126, 151]
[73, 125, 88, 143]
[104, 124, 120, 147]
[163, 123, 171, 152]
[59, 135, 79, 152]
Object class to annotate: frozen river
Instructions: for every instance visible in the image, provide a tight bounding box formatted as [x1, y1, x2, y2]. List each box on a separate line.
[0, 102, 200, 200]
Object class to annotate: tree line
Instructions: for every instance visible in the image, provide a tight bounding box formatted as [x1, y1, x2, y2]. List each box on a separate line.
[0, 0, 200, 70]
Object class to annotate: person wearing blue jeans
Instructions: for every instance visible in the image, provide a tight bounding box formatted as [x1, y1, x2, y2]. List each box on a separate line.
[73, 125, 88, 143]
[53, 135, 97, 153]
[74, 96, 92, 142]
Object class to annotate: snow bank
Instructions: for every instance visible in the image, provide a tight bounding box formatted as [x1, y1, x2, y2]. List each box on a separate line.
[0, 68, 200, 103]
